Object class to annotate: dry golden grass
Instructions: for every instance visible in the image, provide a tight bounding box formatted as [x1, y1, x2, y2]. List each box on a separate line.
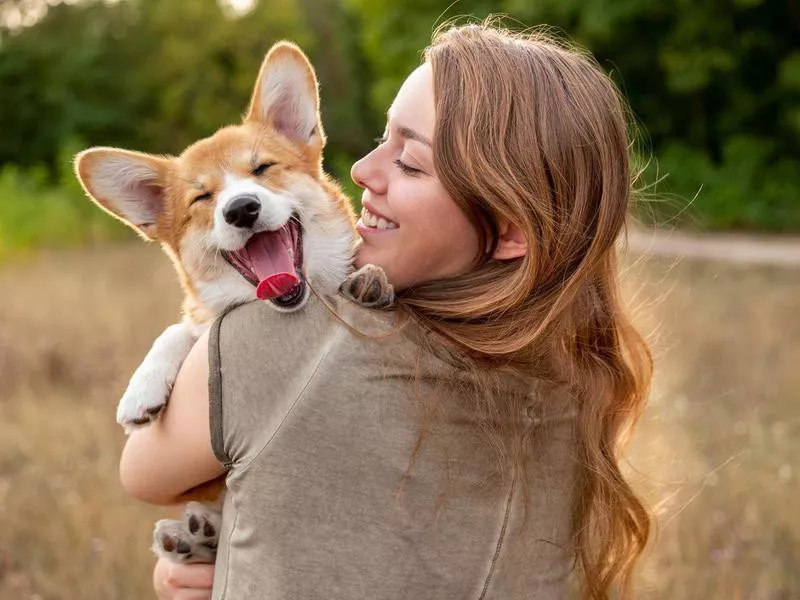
[0, 243, 797, 599]
[0, 245, 180, 600]
[622, 256, 800, 600]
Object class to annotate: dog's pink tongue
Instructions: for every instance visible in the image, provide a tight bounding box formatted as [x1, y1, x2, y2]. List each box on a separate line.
[245, 230, 299, 300]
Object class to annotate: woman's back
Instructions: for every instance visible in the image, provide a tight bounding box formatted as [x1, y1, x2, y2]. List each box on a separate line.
[209, 296, 577, 599]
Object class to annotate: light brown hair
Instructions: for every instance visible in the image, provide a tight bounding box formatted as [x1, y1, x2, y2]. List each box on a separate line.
[396, 21, 653, 599]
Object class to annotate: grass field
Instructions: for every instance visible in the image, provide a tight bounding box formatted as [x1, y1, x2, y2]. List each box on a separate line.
[0, 243, 797, 599]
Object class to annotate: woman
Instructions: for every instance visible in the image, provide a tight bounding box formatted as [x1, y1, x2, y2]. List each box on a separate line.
[125, 22, 652, 600]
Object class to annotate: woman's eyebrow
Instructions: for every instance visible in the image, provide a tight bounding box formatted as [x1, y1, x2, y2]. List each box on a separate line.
[386, 108, 432, 147]
[398, 125, 432, 147]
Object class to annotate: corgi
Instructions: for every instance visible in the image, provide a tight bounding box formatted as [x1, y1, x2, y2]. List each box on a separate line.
[75, 42, 357, 432]
[74, 41, 395, 565]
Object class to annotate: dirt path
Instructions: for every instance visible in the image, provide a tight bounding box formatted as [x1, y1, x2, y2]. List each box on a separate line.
[625, 226, 800, 266]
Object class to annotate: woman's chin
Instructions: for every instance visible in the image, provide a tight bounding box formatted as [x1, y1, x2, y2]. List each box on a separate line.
[353, 241, 377, 270]
[353, 245, 398, 286]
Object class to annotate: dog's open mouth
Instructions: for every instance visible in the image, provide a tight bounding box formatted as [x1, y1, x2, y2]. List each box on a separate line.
[222, 218, 305, 307]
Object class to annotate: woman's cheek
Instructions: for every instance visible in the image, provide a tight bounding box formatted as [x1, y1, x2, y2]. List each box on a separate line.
[353, 238, 394, 275]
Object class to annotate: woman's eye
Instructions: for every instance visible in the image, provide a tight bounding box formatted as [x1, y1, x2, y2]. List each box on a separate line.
[252, 162, 275, 176]
[191, 192, 213, 205]
[393, 159, 422, 176]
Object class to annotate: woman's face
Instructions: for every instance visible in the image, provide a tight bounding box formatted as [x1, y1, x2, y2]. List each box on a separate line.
[350, 63, 481, 292]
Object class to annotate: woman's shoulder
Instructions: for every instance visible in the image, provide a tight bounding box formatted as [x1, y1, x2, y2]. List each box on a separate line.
[211, 293, 415, 371]
[213, 293, 338, 344]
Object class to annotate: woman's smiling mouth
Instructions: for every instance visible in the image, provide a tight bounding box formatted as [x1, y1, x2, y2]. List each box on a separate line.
[358, 203, 398, 231]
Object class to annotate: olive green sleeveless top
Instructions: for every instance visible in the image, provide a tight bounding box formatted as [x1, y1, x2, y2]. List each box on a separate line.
[208, 294, 577, 599]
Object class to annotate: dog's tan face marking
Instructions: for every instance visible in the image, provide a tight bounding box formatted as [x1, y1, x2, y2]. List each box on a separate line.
[116, 120, 325, 259]
[74, 41, 355, 317]
[168, 122, 325, 261]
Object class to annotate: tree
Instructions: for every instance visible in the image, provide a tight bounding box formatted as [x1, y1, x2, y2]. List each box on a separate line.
[345, 0, 800, 230]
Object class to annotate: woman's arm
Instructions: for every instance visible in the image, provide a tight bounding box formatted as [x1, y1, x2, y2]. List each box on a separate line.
[119, 328, 226, 505]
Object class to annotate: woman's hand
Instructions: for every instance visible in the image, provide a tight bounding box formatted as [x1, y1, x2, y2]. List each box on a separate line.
[153, 557, 214, 600]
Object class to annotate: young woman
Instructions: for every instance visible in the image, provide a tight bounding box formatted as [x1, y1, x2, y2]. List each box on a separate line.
[123, 22, 652, 600]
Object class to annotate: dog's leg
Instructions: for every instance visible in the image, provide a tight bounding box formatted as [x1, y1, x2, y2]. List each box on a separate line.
[338, 264, 395, 308]
[152, 501, 222, 564]
[117, 323, 199, 432]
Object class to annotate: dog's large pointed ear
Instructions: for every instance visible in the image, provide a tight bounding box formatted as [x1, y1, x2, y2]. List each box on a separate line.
[74, 148, 171, 241]
[245, 41, 324, 146]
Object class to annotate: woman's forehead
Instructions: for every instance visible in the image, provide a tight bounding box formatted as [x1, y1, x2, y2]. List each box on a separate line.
[388, 63, 435, 137]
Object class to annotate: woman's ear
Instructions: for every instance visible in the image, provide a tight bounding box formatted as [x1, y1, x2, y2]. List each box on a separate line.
[491, 219, 528, 260]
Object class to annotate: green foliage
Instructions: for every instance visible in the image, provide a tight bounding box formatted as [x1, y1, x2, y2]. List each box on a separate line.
[0, 0, 797, 259]
[0, 142, 130, 262]
[643, 138, 800, 231]
[347, 0, 800, 232]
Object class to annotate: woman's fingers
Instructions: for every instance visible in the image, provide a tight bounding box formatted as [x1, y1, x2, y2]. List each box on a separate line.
[154, 558, 215, 600]
[166, 562, 215, 589]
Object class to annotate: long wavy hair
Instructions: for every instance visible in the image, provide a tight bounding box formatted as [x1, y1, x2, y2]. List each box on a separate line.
[394, 22, 653, 600]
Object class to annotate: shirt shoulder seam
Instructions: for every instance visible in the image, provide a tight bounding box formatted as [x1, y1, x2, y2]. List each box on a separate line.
[477, 477, 516, 600]
[234, 324, 346, 474]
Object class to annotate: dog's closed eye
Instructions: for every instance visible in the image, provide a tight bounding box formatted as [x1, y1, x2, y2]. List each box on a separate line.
[252, 162, 275, 177]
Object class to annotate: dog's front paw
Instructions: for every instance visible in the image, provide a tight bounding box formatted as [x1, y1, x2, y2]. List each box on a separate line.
[116, 368, 172, 433]
[339, 264, 395, 308]
[152, 502, 222, 564]
[116, 323, 199, 433]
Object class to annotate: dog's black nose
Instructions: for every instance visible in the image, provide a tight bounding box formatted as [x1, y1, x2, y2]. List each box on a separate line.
[223, 195, 261, 228]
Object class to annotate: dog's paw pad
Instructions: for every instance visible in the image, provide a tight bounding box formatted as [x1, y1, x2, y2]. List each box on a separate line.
[186, 513, 216, 538]
[118, 404, 167, 431]
[146, 404, 164, 417]
[156, 532, 190, 558]
[152, 517, 217, 564]
[157, 531, 177, 553]
[339, 264, 394, 308]
[121, 406, 165, 434]
[184, 502, 220, 543]
[187, 515, 216, 539]
[116, 372, 173, 431]
[188, 514, 200, 535]
[153, 521, 192, 558]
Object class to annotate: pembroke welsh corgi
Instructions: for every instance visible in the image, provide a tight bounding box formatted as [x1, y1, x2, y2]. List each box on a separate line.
[75, 42, 358, 431]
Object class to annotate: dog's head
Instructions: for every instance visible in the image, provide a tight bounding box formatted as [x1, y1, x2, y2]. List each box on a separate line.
[75, 42, 355, 315]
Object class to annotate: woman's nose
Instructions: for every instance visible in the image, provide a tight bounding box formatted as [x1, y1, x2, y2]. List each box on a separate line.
[351, 150, 386, 195]
[350, 157, 367, 189]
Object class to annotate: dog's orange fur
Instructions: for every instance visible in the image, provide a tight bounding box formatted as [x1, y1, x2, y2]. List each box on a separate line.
[75, 42, 355, 326]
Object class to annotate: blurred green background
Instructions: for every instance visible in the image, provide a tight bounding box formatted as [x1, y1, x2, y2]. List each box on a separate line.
[1, 0, 799, 263]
